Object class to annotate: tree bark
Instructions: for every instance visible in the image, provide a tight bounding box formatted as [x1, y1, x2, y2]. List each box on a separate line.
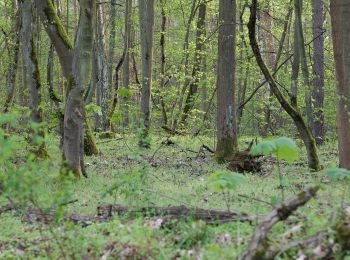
[159, 0, 168, 125]
[3, 0, 20, 113]
[121, 0, 132, 127]
[34, 0, 96, 176]
[216, 0, 238, 161]
[248, 0, 321, 171]
[139, 0, 155, 147]
[312, 0, 325, 145]
[330, 0, 350, 169]
[20, 0, 48, 158]
[94, 3, 109, 131]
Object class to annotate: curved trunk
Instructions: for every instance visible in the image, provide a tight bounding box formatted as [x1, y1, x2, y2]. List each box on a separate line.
[248, 0, 321, 171]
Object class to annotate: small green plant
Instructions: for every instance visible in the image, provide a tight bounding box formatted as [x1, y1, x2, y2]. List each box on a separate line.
[207, 171, 246, 211]
[325, 168, 350, 208]
[251, 137, 299, 202]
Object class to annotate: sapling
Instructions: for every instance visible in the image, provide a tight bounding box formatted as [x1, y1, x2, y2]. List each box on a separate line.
[251, 137, 299, 202]
[207, 170, 246, 211]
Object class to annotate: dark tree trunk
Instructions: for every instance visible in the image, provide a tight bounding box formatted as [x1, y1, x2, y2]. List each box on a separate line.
[312, 0, 325, 145]
[216, 0, 238, 161]
[330, 0, 350, 169]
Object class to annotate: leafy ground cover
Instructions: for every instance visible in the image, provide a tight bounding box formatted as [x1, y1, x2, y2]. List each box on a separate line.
[0, 131, 346, 259]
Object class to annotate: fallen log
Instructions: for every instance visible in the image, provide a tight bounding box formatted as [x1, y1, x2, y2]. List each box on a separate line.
[240, 186, 319, 260]
[97, 204, 257, 225]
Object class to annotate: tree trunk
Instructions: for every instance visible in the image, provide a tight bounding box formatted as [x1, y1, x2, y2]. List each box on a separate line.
[295, 0, 314, 132]
[181, 2, 206, 125]
[216, 0, 237, 162]
[20, 0, 48, 158]
[108, 0, 117, 94]
[312, 0, 325, 145]
[139, 0, 155, 147]
[3, 1, 20, 113]
[94, 3, 109, 131]
[35, 0, 96, 176]
[159, 0, 168, 125]
[248, 0, 321, 172]
[330, 0, 350, 169]
[121, 0, 132, 128]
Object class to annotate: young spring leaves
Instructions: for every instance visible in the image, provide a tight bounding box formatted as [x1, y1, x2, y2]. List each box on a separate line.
[251, 137, 299, 164]
[207, 171, 246, 193]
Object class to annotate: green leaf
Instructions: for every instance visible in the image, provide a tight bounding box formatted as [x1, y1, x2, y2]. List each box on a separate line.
[208, 171, 246, 192]
[274, 137, 299, 163]
[250, 140, 276, 156]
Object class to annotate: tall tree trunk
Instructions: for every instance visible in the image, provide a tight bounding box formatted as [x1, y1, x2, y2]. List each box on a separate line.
[108, 0, 117, 94]
[248, 0, 321, 171]
[330, 0, 350, 169]
[3, 0, 20, 113]
[122, 0, 132, 127]
[260, 5, 275, 136]
[295, 0, 314, 132]
[216, 0, 237, 161]
[139, 0, 155, 147]
[312, 0, 325, 145]
[20, 0, 48, 158]
[181, 2, 206, 125]
[47, 0, 64, 148]
[35, 0, 96, 176]
[159, 0, 168, 125]
[94, 3, 109, 131]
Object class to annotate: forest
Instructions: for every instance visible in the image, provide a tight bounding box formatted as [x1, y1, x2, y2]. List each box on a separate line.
[1, 0, 350, 258]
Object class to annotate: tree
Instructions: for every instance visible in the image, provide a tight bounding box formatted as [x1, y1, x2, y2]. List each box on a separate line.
[3, 0, 20, 114]
[330, 0, 350, 169]
[20, 0, 48, 158]
[216, 0, 237, 161]
[139, 0, 155, 147]
[34, 0, 96, 176]
[94, 3, 109, 131]
[248, 0, 321, 171]
[122, 0, 132, 128]
[312, 0, 325, 145]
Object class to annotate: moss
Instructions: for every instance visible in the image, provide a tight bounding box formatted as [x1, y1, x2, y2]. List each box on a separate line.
[215, 137, 235, 163]
[43, 0, 73, 49]
[84, 118, 99, 156]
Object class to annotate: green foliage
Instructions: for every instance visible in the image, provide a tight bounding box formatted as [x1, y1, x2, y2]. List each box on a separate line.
[117, 88, 133, 98]
[207, 171, 246, 193]
[85, 103, 102, 116]
[251, 137, 299, 163]
[325, 168, 350, 181]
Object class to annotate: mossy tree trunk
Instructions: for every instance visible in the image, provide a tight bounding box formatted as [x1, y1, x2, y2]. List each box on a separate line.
[3, 0, 20, 114]
[35, 0, 97, 177]
[20, 0, 48, 159]
[216, 0, 238, 162]
[248, 0, 321, 171]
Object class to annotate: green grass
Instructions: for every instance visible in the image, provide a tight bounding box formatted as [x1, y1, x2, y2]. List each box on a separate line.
[0, 132, 347, 259]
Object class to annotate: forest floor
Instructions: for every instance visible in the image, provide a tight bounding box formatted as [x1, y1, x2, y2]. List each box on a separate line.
[0, 133, 346, 259]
